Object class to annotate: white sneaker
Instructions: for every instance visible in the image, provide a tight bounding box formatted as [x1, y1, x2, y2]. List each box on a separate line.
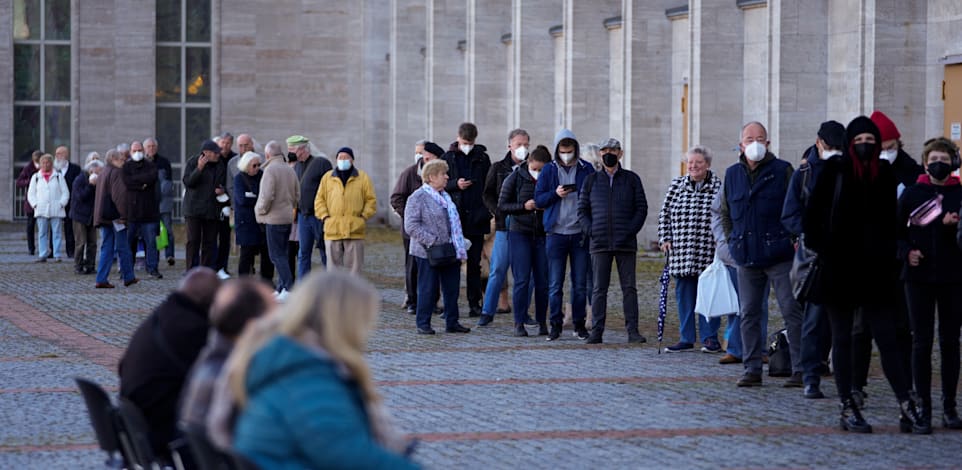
[274, 289, 290, 302]
[216, 268, 231, 280]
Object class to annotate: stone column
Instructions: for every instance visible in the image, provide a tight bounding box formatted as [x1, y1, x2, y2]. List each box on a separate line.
[566, 0, 620, 146]
[0, 0, 12, 220]
[513, 0, 561, 148]
[740, 2, 769, 129]
[827, 0, 866, 122]
[426, 0, 466, 143]
[668, 6, 690, 179]
[926, 0, 962, 140]
[606, 16, 624, 144]
[468, 0, 510, 148]
[690, 0, 744, 165]
[389, 0, 428, 218]
[551, 24, 564, 134]
[218, 0, 259, 137]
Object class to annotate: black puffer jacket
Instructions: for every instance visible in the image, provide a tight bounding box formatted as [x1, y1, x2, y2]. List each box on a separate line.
[484, 151, 517, 231]
[497, 163, 544, 236]
[123, 159, 159, 223]
[897, 176, 962, 284]
[577, 167, 648, 253]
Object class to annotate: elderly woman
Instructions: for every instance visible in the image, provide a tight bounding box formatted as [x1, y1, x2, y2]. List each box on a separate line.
[803, 116, 923, 433]
[404, 159, 471, 335]
[219, 271, 419, 469]
[234, 151, 274, 283]
[657, 146, 723, 353]
[70, 158, 104, 274]
[898, 137, 962, 433]
[27, 153, 70, 262]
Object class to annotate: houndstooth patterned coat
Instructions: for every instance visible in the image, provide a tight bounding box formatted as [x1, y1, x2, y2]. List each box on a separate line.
[657, 172, 722, 277]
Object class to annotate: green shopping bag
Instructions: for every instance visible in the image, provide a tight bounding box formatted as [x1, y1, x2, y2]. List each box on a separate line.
[156, 221, 169, 250]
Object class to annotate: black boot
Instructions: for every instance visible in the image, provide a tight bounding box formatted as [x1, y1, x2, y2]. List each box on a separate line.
[537, 321, 549, 336]
[547, 322, 562, 341]
[899, 398, 931, 434]
[513, 323, 528, 337]
[943, 398, 962, 430]
[573, 320, 589, 340]
[839, 398, 872, 433]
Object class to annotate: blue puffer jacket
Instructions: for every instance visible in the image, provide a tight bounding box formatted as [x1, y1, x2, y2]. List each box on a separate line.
[781, 145, 827, 236]
[534, 159, 594, 233]
[233, 335, 419, 470]
[723, 154, 794, 268]
[233, 172, 265, 247]
[577, 167, 648, 253]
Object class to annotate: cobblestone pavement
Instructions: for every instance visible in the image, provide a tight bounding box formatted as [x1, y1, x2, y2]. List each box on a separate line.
[0, 222, 959, 469]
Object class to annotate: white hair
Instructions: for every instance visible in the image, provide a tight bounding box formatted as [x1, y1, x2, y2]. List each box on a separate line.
[237, 151, 263, 173]
[84, 159, 104, 173]
[264, 140, 284, 158]
[85, 152, 101, 165]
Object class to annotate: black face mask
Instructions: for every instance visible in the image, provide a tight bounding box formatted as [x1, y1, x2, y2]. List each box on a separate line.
[602, 153, 619, 168]
[287, 152, 297, 163]
[852, 143, 876, 162]
[927, 161, 952, 181]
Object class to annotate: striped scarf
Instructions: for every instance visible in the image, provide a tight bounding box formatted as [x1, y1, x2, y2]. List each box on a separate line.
[420, 184, 467, 260]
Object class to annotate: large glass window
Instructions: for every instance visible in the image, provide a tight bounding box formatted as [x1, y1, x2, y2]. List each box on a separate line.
[156, 0, 212, 219]
[13, 0, 71, 218]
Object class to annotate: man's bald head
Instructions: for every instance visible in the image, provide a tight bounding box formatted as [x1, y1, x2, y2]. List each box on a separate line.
[178, 267, 221, 311]
[209, 278, 276, 339]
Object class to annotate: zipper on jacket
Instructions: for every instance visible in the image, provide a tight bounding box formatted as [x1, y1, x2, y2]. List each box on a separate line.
[607, 174, 614, 250]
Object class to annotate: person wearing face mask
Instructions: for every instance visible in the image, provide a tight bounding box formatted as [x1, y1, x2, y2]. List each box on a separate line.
[780, 120, 845, 397]
[498, 145, 553, 337]
[897, 137, 962, 434]
[533, 129, 595, 340]
[391, 141, 442, 314]
[16, 150, 43, 256]
[802, 116, 924, 434]
[123, 141, 163, 279]
[577, 138, 648, 344]
[441, 122, 492, 317]
[477, 129, 531, 327]
[314, 147, 377, 274]
[871, 111, 924, 194]
[288, 135, 333, 280]
[719, 121, 802, 388]
[54, 146, 81, 259]
[184, 140, 229, 270]
[27, 154, 70, 262]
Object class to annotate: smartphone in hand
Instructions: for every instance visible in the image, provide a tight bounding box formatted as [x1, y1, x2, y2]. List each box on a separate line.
[561, 184, 577, 192]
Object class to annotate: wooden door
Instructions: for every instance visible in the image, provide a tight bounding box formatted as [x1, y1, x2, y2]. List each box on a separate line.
[945, 64, 962, 146]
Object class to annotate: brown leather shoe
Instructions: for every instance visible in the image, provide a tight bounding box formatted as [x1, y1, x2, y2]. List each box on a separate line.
[124, 278, 139, 287]
[95, 282, 115, 289]
[718, 353, 742, 364]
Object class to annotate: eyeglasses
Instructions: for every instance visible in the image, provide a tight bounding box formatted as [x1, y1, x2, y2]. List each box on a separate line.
[251, 164, 260, 168]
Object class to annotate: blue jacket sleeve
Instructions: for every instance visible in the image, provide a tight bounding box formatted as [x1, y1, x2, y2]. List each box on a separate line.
[781, 169, 805, 236]
[534, 163, 559, 209]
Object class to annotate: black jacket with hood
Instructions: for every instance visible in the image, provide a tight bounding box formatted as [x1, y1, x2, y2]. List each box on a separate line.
[498, 162, 545, 236]
[443, 143, 492, 236]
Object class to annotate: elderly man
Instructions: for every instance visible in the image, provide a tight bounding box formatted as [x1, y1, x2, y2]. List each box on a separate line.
[256, 140, 300, 300]
[180, 277, 275, 430]
[314, 147, 376, 274]
[212, 133, 236, 279]
[123, 141, 162, 279]
[577, 138, 648, 344]
[54, 146, 81, 258]
[93, 150, 137, 288]
[720, 121, 803, 387]
[225, 133, 254, 205]
[290, 135, 333, 278]
[183, 140, 228, 270]
[442, 122, 492, 316]
[391, 141, 443, 313]
[145, 138, 176, 266]
[119, 267, 221, 461]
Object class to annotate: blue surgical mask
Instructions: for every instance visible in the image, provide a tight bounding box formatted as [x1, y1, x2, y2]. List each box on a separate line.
[337, 159, 353, 172]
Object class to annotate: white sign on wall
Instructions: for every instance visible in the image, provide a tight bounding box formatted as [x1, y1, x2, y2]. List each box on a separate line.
[952, 122, 961, 141]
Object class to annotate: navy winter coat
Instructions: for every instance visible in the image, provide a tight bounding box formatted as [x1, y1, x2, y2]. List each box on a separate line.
[781, 145, 827, 236]
[234, 171, 266, 247]
[577, 167, 648, 254]
[721, 154, 794, 268]
[70, 172, 97, 226]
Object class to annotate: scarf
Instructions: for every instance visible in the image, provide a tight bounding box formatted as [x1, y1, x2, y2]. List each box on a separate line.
[420, 184, 467, 260]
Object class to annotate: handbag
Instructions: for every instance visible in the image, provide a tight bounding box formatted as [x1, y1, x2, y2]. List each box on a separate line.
[426, 242, 458, 267]
[695, 257, 740, 318]
[791, 169, 842, 302]
[768, 329, 792, 377]
[907, 193, 943, 227]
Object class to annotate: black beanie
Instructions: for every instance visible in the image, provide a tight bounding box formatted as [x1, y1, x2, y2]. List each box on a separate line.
[422, 142, 445, 159]
[845, 116, 881, 149]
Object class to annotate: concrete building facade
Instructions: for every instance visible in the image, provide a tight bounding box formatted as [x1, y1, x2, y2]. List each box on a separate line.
[4, 0, 962, 246]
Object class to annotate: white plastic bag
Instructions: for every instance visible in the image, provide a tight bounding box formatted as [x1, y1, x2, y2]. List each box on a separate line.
[694, 257, 739, 319]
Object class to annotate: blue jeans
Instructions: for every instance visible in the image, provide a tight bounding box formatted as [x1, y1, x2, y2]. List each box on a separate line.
[509, 231, 548, 325]
[36, 216, 63, 259]
[675, 275, 720, 344]
[415, 257, 461, 330]
[297, 215, 326, 279]
[265, 224, 293, 291]
[800, 302, 830, 386]
[546, 233, 589, 325]
[481, 230, 510, 315]
[97, 225, 134, 284]
[129, 221, 159, 272]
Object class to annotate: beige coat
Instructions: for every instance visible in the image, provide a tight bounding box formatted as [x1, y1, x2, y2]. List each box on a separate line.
[255, 156, 299, 225]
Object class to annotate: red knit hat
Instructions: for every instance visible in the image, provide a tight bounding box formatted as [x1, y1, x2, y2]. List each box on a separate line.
[870, 111, 901, 142]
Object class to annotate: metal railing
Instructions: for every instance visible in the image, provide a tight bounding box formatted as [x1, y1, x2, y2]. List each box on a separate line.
[11, 179, 185, 221]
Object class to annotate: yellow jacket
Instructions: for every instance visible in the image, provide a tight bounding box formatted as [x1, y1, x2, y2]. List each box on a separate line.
[314, 168, 377, 240]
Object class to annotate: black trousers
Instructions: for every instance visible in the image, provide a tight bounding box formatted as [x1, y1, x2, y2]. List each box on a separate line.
[63, 215, 75, 256]
[185, 217, 219, 269]
[403, 237, 418, 307]
[590, 251, 639, 334]
[26, 214, 36, 254]
[216, 218, 232, 272]
[827, 303, 911, 403]
[852, 279, 913, 390]
[238, 243, 275, 284]
[464, 233, 484, 307]
[905, 282, 962, 410]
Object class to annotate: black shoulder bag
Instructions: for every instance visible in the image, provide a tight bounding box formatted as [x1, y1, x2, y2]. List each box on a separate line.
[791, 167, 842, 301]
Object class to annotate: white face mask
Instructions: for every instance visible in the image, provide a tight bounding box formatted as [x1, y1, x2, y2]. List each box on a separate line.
[513, 146, 528, 161]
[880, 149, 897, 163]
[459, 144, 473, 155]
[131, 151, 145, 162]
[337, 159, 352, 172]
[559, 152, 575, 164]
[820, 150, 842, 161]
[528, 169, 540, 180]
[415, 152, 423, 162]
[744, 141, 767, 162]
